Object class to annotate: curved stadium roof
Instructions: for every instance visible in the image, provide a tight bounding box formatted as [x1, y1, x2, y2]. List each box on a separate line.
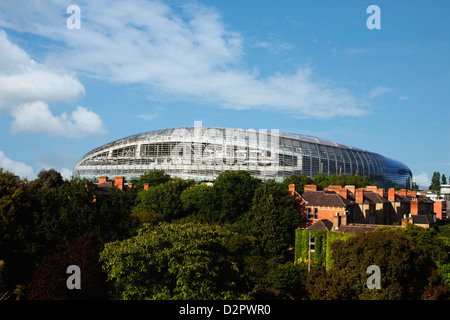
[73, 127, 411, 188]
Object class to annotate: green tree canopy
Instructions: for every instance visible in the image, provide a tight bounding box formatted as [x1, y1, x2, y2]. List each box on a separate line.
[306, 231, 449, 300]
[135, 169, 171, 189]
[0, 169, 39, 298]
[99, 222, 247, 300]
[213, 171, 261, 223]
[180, 184, 218, 222]
[34, 169, 65, 189]
[280, 175, 313, 191]
[251, 185, 284, 259]
[132, 178, 193, 223]
[430, 171, 441, 192]
[280, 174, 371, 191]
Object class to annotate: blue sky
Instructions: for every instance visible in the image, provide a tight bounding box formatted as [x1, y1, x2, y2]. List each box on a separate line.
[0, 0, 448, 188]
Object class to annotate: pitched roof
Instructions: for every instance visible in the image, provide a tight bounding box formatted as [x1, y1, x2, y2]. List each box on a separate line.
[305, 219, 333, 231]
[416, 195, 434, 204]
[97, 181, 116, 196]
[411, 215, 433, 225]
[299, 190, 354, 208]
[363, 191, 390, 204]
[334, 224, 401, 234]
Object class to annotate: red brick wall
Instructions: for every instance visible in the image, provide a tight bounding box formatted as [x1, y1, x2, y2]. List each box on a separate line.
[304, 185, 317, 191]
[434, 201, 444, 220]
[115, 176, 124, 190]
[309, 206, 347, 223]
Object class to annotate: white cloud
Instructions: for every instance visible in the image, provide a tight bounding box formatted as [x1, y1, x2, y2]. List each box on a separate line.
[60, 168, 73, 180]
[0, 0, 368, 119]
[414, 172, 430, 188]
[0, 150, 36, 179]
[0, 30, 85, 109]
[0, 30, 107, 138]
[251, 33, 293, 54]
[368, 86, 391, 99]
[10, 101, 107, 138]
[137, 113, 159, 121]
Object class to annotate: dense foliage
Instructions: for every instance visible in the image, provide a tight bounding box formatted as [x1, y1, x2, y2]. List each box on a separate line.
[306, 231, 449, 299]
[0, 168, 448, 300]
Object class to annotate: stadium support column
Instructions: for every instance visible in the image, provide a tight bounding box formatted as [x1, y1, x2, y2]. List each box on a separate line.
[193, 121, 202, 165]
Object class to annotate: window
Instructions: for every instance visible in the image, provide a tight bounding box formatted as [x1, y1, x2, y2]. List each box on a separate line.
[314, 208, 318, 220]
[307, 208, 312, 220]
[309, 236, 315, 252]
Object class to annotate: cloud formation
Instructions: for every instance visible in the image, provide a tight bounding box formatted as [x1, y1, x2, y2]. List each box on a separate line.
[0, 150, 36, 179]
[0, 30, 84, 109]
[0, 29, 106, 137]
[10, 101, 107, 138]
[414, 172, 430, 189]
[0, 0, 368, 119]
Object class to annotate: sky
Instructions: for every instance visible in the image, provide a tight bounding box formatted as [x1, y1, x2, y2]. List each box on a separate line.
[0, 0, 448, 189]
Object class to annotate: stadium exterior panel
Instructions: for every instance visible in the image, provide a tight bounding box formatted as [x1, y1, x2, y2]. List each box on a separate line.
[73, 126, 412, 188]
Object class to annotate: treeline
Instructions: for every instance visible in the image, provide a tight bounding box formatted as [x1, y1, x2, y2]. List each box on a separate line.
[0, 168, 448, 300]
[429, 171, 448, 192]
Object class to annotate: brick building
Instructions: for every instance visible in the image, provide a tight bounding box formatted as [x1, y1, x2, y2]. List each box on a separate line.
[289, 183, 439, 229]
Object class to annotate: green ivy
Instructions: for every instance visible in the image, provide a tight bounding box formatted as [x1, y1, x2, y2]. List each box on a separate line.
[294, 229, 355, 270]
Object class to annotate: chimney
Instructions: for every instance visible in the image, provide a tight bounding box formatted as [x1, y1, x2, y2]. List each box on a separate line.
[304, 185, 317, 191]
[324, 185, 347, 199]
[341, 211, 348, 226]
[114, 176, 124, 190]
[345, 185, 356, 195]
[333, 212, 341, 229]
[376, 188, 385, 198]
[407, 190, 417, 197]
[434, 201, 443, 220]
[98, 176, 108, 184]
[388, 188, 396, 202]
[410, 199, 419, 215]
[355, 188, 364, 204]
[144, 183, 149, 191]
[338, 188, 348, 200]
[289, 184, 296, 195]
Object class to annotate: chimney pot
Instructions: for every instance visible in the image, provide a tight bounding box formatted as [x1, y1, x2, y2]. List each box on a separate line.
[304, 185, 317, 191]
[388, 188, 396, 202]
[114, 176, 124, 190]
[289, 184, 296, 195]
[356, 188, 364, 203]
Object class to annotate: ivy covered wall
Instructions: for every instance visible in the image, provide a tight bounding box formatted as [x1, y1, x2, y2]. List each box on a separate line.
[294, 229, 354, 270]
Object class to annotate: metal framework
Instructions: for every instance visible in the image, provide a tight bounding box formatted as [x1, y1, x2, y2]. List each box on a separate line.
[73, 126, 412, 188]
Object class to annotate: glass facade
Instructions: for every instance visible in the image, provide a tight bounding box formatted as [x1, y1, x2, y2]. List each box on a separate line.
[73, 127, 412, 188]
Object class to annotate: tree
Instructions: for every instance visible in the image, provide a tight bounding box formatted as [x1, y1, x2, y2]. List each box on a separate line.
[34, 177, 98, 246]
[213, 171, 261, 223]
[34, 169, 64, 189]
[132, 178, 193, 222]
[99, 223, 246, 299]
[430, 171, 441, 192]
[135, 169, 170, 189]
[306, 231, 449, 300]
[280, 175, 313, 191]
[95, 185, 139, 242]
[180, 184, 219, 222]
[251, 185, 284, 259]
[0, 169, 39, 299]
[442, 174, 447, 185]
[26, 234, 106, 300]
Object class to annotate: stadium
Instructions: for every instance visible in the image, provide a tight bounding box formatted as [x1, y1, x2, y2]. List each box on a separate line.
[73, 125, 412, 188]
